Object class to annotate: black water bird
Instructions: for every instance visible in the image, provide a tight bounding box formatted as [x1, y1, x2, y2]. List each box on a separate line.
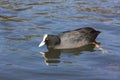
[39, 27, 100, 49]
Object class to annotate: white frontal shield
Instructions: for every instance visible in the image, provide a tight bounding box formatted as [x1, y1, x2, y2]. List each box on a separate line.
[38, 34, 48, 47]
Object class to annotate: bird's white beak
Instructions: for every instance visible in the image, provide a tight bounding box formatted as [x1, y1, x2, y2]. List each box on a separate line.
[38, 34, 48, 47]
[39, 41, 45, 47]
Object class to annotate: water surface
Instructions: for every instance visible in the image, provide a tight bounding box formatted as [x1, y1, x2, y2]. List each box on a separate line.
[0, 0, 120, 80]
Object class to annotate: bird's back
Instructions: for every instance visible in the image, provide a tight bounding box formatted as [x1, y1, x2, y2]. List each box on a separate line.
[55, 27, 100, 49]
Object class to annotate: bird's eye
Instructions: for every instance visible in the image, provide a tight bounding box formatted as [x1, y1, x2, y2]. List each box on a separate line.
[45, 37, 48, 41]
[90, 30, 95, 33]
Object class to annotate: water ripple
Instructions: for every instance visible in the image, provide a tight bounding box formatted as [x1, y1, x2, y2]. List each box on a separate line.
[0, 0, 120, 80]
[77, 7, 120, 15]
[6, 34, 40, 41]
[1, 6, 32, 11]
[0, 15, 29, 22]
[28, 26, 51, 30]
[26, 1, 60, 6]
[0, 27, 14, 31]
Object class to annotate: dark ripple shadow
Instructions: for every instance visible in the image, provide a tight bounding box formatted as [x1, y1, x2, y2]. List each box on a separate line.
[26, 1, 60, 6]
[68, 15, 112, 22]
[1, 6, 32, 11]
[0, 0, 32, 11]
[5, 35, 40, 41]
[28, 26, 51, 30]
[0, 15, 29, 22]
[40, 44, 95, 66]
[77, 7, 120, 15]
[0, 27, 14, 31]
[34, 12, 49, 15]
[0, 15, 16, 19]
[1, 18, 29, 22]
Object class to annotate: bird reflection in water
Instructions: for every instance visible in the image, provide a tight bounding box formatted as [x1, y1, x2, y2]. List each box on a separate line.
[40, 44, 95, 66]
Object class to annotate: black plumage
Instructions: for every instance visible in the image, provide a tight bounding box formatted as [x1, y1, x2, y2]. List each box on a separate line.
[39, 27, 100, 49]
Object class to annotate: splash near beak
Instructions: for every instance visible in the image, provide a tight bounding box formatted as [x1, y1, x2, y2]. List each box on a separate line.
[38, 34, 48, 47]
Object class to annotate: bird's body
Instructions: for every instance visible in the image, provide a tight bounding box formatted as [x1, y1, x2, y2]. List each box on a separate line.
[39, 27, 100, 49]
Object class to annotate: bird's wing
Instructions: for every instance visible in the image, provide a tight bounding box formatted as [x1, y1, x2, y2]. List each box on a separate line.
[59, 30, 85, 43]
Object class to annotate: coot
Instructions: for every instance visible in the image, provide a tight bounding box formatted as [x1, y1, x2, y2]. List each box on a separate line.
[39, 27, 100, 49]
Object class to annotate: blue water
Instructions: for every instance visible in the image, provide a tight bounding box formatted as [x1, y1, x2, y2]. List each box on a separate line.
[0, 0, 120, 80]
